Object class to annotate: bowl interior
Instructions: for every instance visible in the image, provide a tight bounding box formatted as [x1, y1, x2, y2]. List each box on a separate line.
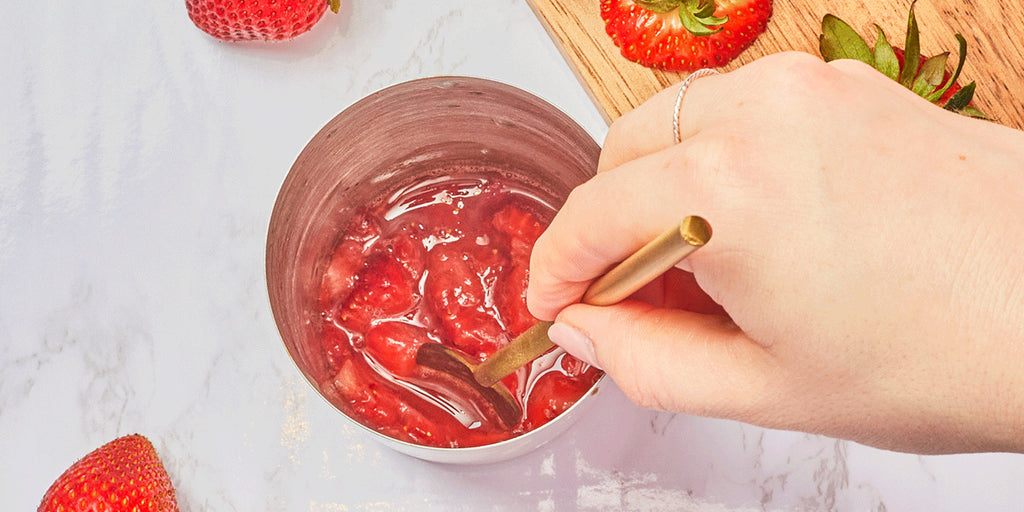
[266, 76, 601, 462]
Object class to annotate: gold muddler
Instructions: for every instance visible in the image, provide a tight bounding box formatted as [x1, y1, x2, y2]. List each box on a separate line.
[415, 215, 712, 406]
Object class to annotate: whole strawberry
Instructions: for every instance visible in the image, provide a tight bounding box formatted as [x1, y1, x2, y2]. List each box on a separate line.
[819, 4, 986, 118]
[186, 0, 341, 41]
[601, 0, 774, 72]
[38, 434, 178, 512]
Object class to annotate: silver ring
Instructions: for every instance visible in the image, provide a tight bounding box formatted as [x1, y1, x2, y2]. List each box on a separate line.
[673, 68, 719, 144]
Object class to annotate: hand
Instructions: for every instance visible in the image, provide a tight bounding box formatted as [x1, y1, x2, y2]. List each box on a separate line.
[527, 52, 1024, 454]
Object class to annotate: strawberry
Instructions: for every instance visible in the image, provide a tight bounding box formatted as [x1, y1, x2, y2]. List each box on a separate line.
[381, 227, 426, 281]
[819, 3, 986, 118]
[186, 0, 341, 42]
[320, 322, 351, 375]
[335, 254, 418, 331]
[496, 262, 535, 336]
[364, 322, 429, 378]
[491, 201, 546, 260]
[424, 244, 506, 359]
[600, 0, 773, 72]
[524, 371, 587, 430]
[318, 239, 364, 311]
[39, 434, 178, 512]
[323, 359, 450, 446]
[318, 213, 382, 311]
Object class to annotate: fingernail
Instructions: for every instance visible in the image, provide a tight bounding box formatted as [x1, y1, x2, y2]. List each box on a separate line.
[547, 322, 601, 370]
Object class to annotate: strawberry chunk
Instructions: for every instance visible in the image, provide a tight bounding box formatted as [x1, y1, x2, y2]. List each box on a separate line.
[438, 307, 506, 360]
[524, 368, 596, 430]
[381, 226, 426, 280]
[324, 358, 451, 447]
[320, 324, 352, 376]
[491, 201, 546, 259]
[344, 212, 381, 243]
[318, 213, 382, 311]
[335, 254, 417, 332]
[426, 247, 483, 316]
[376, 394, 443, 446]
[424, 244, 506, 359]
[318, 239, 364, 310]
[496, 263, 536, 336]
[364, 322, 429, 378]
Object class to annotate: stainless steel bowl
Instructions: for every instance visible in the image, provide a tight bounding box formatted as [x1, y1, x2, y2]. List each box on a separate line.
[266, 76, 601, 463]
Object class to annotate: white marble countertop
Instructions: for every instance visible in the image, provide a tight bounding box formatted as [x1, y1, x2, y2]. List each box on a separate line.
[3, 1, 1023, 510]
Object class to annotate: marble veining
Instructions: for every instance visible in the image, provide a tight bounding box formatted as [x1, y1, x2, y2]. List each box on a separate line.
[3, 0, 1024, 511]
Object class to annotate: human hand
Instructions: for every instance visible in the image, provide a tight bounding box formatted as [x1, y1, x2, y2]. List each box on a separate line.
[527, 52, 1024, 454]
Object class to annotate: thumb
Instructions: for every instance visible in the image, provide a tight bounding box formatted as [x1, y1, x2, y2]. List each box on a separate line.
[548, 301, 776, 421]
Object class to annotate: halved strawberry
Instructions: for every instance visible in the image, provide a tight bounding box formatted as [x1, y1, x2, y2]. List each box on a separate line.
[39, 434, 178, 512]
[601, 0, 774, 72]
[819, 4, 986, 118]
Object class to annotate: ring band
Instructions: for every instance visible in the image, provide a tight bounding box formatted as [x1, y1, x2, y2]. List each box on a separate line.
[673, 68, 719, 144]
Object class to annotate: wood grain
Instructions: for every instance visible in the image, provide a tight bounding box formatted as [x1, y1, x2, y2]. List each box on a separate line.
[527, 0, 1024, 129]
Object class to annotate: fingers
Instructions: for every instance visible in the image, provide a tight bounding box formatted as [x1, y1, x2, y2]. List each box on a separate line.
[597, 52, 938, 177]
[527, 139, 725, 321]
[548, 301, 775, 420]
[597, 70, 729, 174]
[597, 52, 833, 175]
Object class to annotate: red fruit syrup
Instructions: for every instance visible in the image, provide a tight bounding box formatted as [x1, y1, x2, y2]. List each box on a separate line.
[314, 170, 602, 448]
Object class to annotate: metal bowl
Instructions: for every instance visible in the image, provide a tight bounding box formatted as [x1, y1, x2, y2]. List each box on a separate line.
[266, 76, 601, 463]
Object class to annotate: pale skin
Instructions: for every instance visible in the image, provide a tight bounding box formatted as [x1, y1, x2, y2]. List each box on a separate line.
[527, 52, 1024, 454]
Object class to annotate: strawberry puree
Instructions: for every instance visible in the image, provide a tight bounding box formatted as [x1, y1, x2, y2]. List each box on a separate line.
[314, 172, 601, 448]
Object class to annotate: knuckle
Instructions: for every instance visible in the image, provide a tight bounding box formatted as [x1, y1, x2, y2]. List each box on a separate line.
[753, 53, 848, 113]
[678, 133, 748, 208]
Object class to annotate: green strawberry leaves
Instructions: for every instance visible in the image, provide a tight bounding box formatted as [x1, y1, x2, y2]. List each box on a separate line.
[926, 34, 968, 102]
[872, 25, 900, 80]
[819, 14, 872, 64]
[819, 3, 985, 118]
[637, 0, 728, 36]
[897, 5, 921, 89]
[636, 0, 683, 12]
[945, 82, 986, 118]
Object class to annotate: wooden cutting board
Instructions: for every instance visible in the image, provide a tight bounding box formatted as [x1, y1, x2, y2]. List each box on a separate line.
[526, 0, 1024, 129]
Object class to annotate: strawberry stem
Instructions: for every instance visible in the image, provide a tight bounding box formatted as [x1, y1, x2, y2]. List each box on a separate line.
[944, 82, 976, 112]
[682, 0, 728, 35]
[872, 25, 899, 81]
[927, 34, 968, 102]
[819, 14, 872, 64]
[637, 0, 728, 36]
[898, 2, 921, 88]
[912, 52, 949, 97]
[329, 0, 341, 13]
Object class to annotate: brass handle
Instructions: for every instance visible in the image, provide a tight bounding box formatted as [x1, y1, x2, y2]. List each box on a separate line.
[473, 215, 712, 387]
